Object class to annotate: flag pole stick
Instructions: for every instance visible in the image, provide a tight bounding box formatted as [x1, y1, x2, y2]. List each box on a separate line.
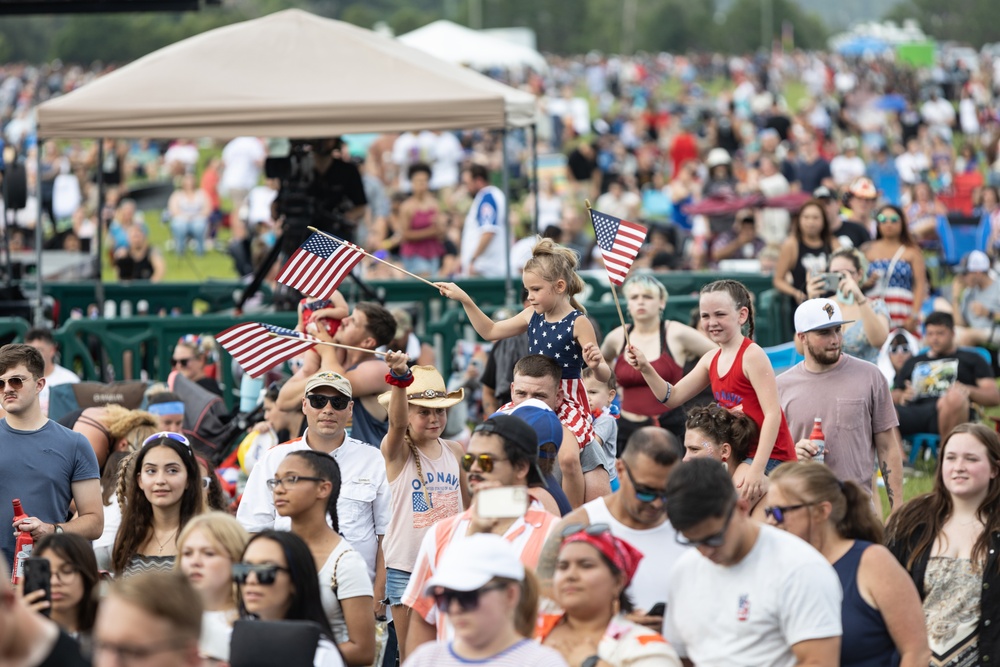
[584, 200, 631, 349]
[268, 333, 388, 357]
[307, 226, 438, 289]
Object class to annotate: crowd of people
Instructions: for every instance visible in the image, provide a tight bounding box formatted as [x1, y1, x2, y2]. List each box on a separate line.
[3, 41, 1000, 667]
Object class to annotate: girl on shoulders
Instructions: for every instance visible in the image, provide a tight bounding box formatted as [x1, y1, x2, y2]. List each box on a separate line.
[626, 279, 796, 501]
[436, 238, 610, 417]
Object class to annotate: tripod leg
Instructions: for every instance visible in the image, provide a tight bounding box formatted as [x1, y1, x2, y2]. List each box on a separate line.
[235, 238, 284, 313]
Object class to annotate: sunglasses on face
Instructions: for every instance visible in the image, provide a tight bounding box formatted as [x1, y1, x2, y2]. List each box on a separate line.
[431, 582, 508, 613]
[876, 214, 901, 224]
[305, 393, 351, 411]
[171, 358, 193, 368]
[0, 376, 29, 391]
[232, 563, 289, 585]
[621, 460, 667, 504]
[676, 503, 735, 548]
[890, 345, 910, 354]
[763, 503, 816, 524]
[461, 453, 509, 473]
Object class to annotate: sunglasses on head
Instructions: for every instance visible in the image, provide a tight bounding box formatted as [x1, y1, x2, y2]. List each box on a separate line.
[676, 503, 735, 548]
[232, 563, 289, 585]
[142, 431, 193, 451]
[431, 582, 508, 613]
[763, 502, 816, 524]
[621, 459, 667, 504]
[305, 393, 351, 411]
[0, 376, 30, 391]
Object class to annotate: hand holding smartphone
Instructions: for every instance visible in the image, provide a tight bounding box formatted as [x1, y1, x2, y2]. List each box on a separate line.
[476, 486, 529, 519]
[23, 557, 51, 617]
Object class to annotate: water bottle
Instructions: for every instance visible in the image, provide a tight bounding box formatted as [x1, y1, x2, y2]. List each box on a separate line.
[103, 300, 117, 319]
[120, 300, 133, 318]
[809, 418, 826, 464]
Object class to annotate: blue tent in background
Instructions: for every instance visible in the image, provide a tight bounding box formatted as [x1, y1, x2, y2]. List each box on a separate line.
[837, 36, 891, 57]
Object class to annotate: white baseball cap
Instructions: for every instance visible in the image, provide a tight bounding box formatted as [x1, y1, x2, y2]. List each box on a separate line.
[964, 250, 991, 274]
[794, 298, 855, 334]
[424, 534, 524, 593]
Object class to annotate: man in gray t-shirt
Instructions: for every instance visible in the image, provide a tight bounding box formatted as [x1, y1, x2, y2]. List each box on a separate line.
[777, 299, 904, 511]
[0, 344, 101, 566]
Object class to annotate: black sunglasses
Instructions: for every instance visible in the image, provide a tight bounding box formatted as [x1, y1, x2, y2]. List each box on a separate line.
[232, 563, 289, 585]
[676, 503, 735, 548]
[890, 345, 910, 354]
[431, 582, 508, 613]
[621, 459, 667, 504]
[171, 358, 192, 368]
[0, 376, 29, 391]
[461, 453, 509, 473]
[305, 393, 351, 411]
[763, 503, 816, 524]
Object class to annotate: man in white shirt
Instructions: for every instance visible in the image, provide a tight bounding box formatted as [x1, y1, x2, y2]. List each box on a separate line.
[237, 371, 391, 587]
[662, 458, 841, 667]
[25, 327, 80, 417]
[459, 164, 507, 278]
[894, 139, 931, 186]
[920, 89, 956, 141]
[537, 426, 686, 631]
[220, 136, 266, 241]
[829, 137, 866, 189]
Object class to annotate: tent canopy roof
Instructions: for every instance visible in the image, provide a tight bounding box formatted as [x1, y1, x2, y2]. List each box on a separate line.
[399, 20, 548, 73]
[37, 9, 536, 139]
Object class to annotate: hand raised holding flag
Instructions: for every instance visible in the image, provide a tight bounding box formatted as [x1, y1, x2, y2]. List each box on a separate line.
[588, 207, 647, 286]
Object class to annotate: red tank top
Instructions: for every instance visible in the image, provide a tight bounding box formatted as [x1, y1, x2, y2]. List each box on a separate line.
[708, 337, 796, 462]
[614, 321, 685, 418]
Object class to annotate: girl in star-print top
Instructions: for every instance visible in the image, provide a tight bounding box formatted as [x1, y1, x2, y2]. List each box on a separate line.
[436, 238, 611, 421]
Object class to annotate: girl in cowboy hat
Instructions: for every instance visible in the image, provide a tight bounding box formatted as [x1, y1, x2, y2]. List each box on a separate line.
[379, 353, 470, 660]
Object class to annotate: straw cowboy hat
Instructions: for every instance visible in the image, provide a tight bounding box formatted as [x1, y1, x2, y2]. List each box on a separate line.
[378, 365, 464, 410]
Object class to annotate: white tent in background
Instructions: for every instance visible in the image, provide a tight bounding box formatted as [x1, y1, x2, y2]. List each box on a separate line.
[37, 9, 537, 138]
[399, 20, 548, 74]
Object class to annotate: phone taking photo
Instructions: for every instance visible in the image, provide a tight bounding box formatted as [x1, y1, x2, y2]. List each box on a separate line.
[23, 557, 51, 618]
[819, 272, 842, 293]
[476, 486, 529, 519]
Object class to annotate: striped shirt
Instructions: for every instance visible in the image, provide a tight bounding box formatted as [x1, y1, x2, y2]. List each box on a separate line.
[499, 391, 595, 449]
[404, 639, 568, 667]
[401, 501, 559, 642]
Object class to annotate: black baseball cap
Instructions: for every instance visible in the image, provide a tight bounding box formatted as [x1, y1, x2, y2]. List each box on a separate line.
[474, 415, 546, 487]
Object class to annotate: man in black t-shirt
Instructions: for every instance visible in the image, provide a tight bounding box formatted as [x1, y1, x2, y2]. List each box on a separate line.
[892, 312, 1000, 441]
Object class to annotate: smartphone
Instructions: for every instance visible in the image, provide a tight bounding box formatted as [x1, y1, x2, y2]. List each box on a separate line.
[819, 272, 842, 293]
[648, 602, 666, 617]
[476, 486, 529, 519]
[23, 557, 51, 617]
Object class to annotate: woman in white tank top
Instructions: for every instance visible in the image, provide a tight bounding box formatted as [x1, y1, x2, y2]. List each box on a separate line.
[379, 356, 470, 661]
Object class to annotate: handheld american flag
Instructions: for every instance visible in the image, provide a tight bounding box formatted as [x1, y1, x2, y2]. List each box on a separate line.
[589, 208, 647, 286]
[215, 323, 318, 378]
[276, 232, 365, 298]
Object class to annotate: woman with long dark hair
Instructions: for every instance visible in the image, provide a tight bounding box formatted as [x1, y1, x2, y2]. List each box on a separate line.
[886, 423, 1000, 665]
[768, 463, 930, 667]
[272, 450, 375, 666]
[236, 530, 345, 667]
[773, 199, 841, 306]
[864, 204, 926, 333]
[28, 533, 101, 648]
[112, 432, 204, 576]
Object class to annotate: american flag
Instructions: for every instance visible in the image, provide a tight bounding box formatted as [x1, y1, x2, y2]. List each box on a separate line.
[412, 489, 461, 529]
[276, 232, 365, 298]
[589, 208, 647, 286]
[215, 323, 318, 378]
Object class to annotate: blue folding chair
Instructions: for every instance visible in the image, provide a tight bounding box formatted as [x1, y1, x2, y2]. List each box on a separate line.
[762, 341, 804, 375]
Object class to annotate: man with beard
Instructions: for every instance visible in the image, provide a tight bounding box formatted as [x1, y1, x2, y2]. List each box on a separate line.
[401, 414, 559, 654]
[776, 298, 903, 511]
[535, 426, 686, 631]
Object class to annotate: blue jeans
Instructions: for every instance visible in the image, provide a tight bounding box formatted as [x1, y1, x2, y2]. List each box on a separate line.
[743, 457, 785, 475]
[170, 216, 207, 255]
[385, 567, 411, 606]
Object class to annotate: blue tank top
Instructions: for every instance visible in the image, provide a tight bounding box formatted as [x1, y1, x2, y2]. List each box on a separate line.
[833, 540, 899, 667]
[349, 398, 388, 448]
[527, 310, 585, 380]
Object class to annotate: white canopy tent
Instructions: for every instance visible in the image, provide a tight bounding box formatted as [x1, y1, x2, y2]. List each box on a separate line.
[36, 9, 537, 138]
[399, 20, 548, 74]
[33, 9, 539, 316]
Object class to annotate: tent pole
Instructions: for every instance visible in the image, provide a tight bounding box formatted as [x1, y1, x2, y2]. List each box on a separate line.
[531, 122, 539, 236]
[501, 127, 513, 307]
[34, 143, 43, 325]
[95, 139, 105, 317]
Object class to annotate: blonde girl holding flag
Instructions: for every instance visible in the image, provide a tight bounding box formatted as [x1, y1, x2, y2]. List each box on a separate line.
[435, 238, 611, 422]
